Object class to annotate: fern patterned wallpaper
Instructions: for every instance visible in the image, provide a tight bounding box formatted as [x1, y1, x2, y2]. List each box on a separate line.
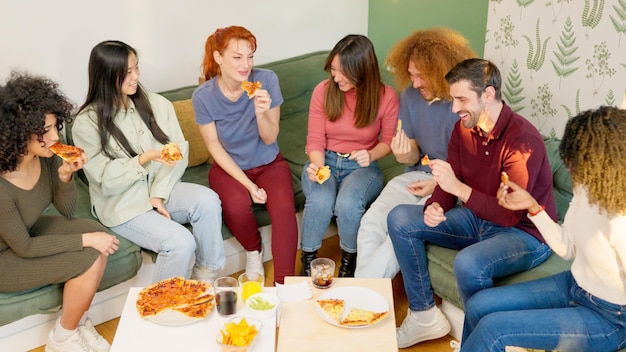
[484, 0, 626, 137]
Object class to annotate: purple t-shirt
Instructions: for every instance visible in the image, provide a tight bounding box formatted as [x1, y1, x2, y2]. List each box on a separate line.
[192, 68, 284, 170]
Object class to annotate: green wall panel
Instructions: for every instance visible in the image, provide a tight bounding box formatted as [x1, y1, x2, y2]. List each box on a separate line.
[368, 0, 489, 65]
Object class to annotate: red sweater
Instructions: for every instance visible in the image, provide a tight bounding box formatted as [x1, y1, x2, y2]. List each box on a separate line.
[426, 103, 557, 243]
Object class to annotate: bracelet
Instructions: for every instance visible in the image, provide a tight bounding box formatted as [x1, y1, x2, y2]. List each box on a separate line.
[528, 205, 545, 216]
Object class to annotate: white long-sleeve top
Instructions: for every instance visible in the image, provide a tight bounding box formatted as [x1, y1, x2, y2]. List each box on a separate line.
[530, 185, 626, 304]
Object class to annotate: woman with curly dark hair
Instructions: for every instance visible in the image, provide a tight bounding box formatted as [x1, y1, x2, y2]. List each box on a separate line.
[0, 71, 119, 352]
[458, 106, 626, 351]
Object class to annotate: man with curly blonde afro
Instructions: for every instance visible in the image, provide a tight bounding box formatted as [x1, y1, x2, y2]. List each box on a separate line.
[355, 28, 475, 281]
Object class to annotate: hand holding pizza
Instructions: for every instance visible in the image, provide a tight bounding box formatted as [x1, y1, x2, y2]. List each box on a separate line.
[497, 180, 539, 213]
[252, 89, 272, 116]
[390, 122, 413, 163]
[49, 142, 88, 182]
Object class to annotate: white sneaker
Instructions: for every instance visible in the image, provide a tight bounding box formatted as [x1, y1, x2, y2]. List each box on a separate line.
[245, 249, 265, 276]
[78, 318, 110, 352]
[45, 329, 93, 352]
[450, 339, 461, 352]
[397, 308, 451, 348]
[191, 265, 220, 283]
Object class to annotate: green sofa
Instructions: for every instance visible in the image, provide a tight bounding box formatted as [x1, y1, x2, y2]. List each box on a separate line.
[0, 50, 576, 350]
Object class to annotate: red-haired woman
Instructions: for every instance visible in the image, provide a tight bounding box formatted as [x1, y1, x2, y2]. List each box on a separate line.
[192, 26, 297, 284]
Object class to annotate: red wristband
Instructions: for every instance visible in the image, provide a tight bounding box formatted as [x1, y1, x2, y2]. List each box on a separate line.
[528, 205, 545, 216]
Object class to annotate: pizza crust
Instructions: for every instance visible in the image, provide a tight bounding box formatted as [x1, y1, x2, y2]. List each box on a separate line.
[501, 171, 509, 185]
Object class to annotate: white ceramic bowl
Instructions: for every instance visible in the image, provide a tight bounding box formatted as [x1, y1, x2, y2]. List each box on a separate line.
[244, 292, 280, 319]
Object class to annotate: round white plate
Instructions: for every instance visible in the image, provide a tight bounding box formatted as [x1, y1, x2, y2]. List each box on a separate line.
[145, 308, 209, 326]
[315, 286, 389, 328]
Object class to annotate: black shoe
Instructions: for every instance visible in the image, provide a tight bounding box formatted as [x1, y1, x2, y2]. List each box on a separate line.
[300, 250, 318, 276]
[338, 250, 356, 277]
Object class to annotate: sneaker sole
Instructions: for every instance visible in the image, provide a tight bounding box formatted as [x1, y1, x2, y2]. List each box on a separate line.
[397, 320, 451, 348]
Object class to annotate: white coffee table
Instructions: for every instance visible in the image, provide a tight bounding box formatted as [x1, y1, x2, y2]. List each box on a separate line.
[111, 286, 277, 351]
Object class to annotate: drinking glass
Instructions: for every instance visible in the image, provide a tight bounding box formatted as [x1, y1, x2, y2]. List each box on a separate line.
[238, 272, 264, 302]
[310, 258, 335, 289]
[214, 277, 238, 316]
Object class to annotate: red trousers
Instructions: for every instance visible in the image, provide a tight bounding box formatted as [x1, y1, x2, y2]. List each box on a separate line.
[208, 153, 297, 284]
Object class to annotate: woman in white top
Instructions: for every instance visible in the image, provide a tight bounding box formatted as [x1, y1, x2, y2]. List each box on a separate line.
[458, 106, 626, 352]
[73, 41, 224, 283]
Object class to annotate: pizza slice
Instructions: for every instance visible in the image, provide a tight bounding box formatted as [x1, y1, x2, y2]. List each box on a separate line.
[340, 308, 389, 326]
[420, 154, 430, 166]
[316, 165, 331, 184]
[242, 81, 262, 99]
[501, 171, 509, 185]
[161, 143, 183, 162]
[317, 298, 344, 323]
[49, 142, 84, 163]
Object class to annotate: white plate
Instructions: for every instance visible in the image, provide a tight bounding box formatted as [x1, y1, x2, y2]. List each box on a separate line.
[315, 286, 389, 328]
[145, 308, 209, 326]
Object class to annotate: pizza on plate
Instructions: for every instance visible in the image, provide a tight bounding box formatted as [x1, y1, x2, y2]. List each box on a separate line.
[341, 308, 389, 326]
[316, 165, 331, 184]
[420, 154, 430, 166]
[136, 277, 214, 319]
[317, 298, 345, 324]
[242, 81, 262, 99]
[49, 142, 84, 163]
[161, 143, 183, 162]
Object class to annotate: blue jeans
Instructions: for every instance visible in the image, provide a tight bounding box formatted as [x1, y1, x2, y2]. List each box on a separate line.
[387, 204, 550, 310]
[462, 271, 626, 352]
[111, 182, 225, 282]
[300, 150, 384, 253]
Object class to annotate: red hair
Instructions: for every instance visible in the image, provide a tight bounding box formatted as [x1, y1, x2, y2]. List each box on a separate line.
[201, 26, 257, 80]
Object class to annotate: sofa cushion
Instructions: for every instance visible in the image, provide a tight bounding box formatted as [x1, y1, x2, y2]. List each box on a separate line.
[171, 99, 212, 167]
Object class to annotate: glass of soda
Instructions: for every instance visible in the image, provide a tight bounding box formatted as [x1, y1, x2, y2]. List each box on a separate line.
[214, 277, 238, 317]
[310, 258, 335, 289]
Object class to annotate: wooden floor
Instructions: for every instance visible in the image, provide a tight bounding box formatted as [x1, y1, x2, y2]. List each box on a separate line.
[30, 235, 454, 352]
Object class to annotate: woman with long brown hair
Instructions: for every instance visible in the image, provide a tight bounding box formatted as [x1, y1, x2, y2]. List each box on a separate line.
[299, 34, 399, 277]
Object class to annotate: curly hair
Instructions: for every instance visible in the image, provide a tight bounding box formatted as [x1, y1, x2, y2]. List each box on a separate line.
[559, 106, 626, 215]
[384, 28, 476, 100]
[0, 71, 74, 174]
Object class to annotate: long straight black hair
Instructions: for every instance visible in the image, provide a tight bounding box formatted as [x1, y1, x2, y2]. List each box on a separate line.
[77, 40, 169, 159]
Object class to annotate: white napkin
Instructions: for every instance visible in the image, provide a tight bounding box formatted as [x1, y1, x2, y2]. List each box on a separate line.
[275, 281, 312, 302]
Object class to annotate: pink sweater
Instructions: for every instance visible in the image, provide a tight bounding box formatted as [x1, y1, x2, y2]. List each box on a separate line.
[306, 80, 399, 154]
